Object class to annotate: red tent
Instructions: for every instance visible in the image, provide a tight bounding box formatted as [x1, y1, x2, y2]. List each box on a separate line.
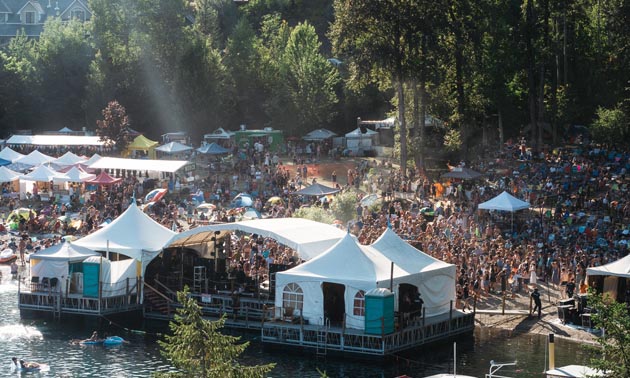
[84, 171, 122, 185]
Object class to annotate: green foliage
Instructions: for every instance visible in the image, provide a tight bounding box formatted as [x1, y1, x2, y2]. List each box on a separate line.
[154, 287, 275, 378]
[95, 100, 132, 150]
[292, 206, 334, 224]
[330, 190, 359, 223]
[443, 129, 462, 152]
[584, 289, 630, 378]
[590, 105, 629, 146]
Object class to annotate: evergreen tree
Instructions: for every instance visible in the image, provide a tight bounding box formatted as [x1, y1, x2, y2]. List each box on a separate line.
[154, 287, 275, 378]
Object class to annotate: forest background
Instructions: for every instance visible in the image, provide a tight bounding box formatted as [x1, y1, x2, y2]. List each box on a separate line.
[0, 0, 628, 169]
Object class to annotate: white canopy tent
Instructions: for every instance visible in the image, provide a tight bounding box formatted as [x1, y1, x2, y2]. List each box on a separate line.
[58, 127, 74, 133]
[478, 191, 530, 211]
[19, 165, 64, 182]
[167, 218, 346, 261]
[6, 134, 106, 147]
[15, 150, 55, 166]
[155, 141, 193, 154]
[0, 166, 20, 183]
[52, 151, 86, 167]
[73, 202, 176, 274]
[57, 166, 96, 182]
[275, 233, 423, 330]
[0, 147, 25, 163]
[89, 157, 188, 174]
[203, 127, 234, 140]
[29, 241, 100, 294]
[344, 127, 379, 154]
[83, 153, 103, 166]
[370, 228, 456, 316]
[587, 254, 630, 300]
[303, 128, 337, 141]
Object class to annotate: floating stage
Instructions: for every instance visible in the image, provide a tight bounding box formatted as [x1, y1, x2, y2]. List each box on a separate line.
[144, 291, 475, 357]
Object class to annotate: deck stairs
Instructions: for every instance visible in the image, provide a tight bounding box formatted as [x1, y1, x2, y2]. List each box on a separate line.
[144, 287, 170, 314]
[316, 318, 330, 356]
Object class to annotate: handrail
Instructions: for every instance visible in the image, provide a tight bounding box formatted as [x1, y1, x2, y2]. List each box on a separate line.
[144, 282, 174, 303]
[152, 279, 177, 298]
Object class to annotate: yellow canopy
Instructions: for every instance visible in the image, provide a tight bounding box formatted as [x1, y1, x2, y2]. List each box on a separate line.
[123, 135, 159, 159]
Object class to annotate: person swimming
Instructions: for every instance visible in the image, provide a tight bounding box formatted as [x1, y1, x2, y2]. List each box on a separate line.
[12, 357, 40, 371]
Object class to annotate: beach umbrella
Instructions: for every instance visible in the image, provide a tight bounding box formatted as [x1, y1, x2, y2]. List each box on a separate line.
[231, 193, 253, 208]
[242, 208, 262, 219]
[145, 188, 168, 203]
[360, 193, 380, 207]
[266, 196, 284, 205]
[197, 203, 217, 210]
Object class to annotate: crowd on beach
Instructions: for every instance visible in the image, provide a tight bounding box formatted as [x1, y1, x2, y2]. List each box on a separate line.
[3, 134, 630, 313]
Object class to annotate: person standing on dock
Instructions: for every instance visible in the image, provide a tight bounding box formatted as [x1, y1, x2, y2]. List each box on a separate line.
[531, 288, 542, 319]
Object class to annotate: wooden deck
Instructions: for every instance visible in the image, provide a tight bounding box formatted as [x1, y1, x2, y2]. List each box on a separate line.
[18, 279, 143, 318]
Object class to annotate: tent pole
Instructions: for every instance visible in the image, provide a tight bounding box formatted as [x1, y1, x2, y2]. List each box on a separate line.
[389, 262, 394, 292]
[106, 240, 110, 260]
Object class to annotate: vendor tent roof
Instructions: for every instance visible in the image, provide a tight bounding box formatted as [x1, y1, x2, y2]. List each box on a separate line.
[168, 218, 346, 261]
[83, 154, 102, 166]
[20, 165, 63, 181]
[587, 254, 630, 278]
[478, 191, 530, 212]
[0, 147, 24, 163]
[0, 158, 10, 167]
[441, 167, 483, 180]
[127, 135, 159, 149]
[52, 151, 86, 166]
[6, 134, 106, 146]
[57, 166, 96, 182]
[303, 128, 337, 141]
[0, 166, 20, 182]
[197, 142, 230, 155]
[30, 241, 99, 262]
[345, 127, 378, 138]
[89, 157, 188, 173]
[58, 127, 73, 133]
[84, 171, 122, 185]
[74, 202, 176, 271]
[203, 127, 234, 140]
[155, 141, 193, 153]
[15, 150, 55, 166]
[293, 182, 340, 196]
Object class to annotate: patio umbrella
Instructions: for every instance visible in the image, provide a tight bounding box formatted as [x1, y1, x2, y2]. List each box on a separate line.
[360, 193, 380, 207]
[242, 208, 262, 219]
[266, 196, 284, 205]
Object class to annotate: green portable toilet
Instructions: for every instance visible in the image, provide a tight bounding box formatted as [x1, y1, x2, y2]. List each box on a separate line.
[364, 288, 395, 335]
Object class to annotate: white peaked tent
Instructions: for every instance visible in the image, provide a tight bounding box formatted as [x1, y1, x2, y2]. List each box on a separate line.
[73, 202, 176, 274]
[57, 166, 96, 182]
[15, 150, 55, 166]
[58, 127, 74, 133]
[275, 233, 410, 330]
[0, 166, 20, 182]
[29, 241, 99, 293]
[478, 191, 530, 212]
[203, 127, 234, 140]
[370, 228, 456, 316]
[587, 254, 630, 278]
[20, 165, 63, 182]
[83, 153, 103, 166]
[303, 128, 337, 141]
[0, 147, 25, 163]
[53, 151, 86, 166]
[587, 254, 630, 300]
[155, 141, 193, 154]
[345, 127, 378, 137]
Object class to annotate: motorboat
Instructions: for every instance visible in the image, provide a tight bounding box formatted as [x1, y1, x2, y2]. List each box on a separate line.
[0, 248, 17, 263]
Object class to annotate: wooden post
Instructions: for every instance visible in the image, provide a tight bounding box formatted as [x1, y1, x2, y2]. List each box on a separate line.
[473, 294, 477, 314]
[422, 306, 426, 327]
[502, 293, 506, 315]
[449, 300, 453, 331]
[529, 295, 533, 316]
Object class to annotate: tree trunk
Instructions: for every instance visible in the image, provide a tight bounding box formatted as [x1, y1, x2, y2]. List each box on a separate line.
[419, 70, 427, 170]
[525, 0, 538, 149]
[397, 78, 407, 176]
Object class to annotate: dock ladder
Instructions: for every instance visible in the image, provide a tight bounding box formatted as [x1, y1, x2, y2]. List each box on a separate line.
[316, 318, 330, 356]
[193, 266, 206, 293]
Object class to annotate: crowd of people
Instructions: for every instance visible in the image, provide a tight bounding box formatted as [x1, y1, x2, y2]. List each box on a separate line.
[3, 134, 630, 315]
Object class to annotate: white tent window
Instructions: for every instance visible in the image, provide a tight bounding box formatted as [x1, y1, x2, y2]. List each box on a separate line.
[353, 290, 365, 316]
[282, 283, 303, 312]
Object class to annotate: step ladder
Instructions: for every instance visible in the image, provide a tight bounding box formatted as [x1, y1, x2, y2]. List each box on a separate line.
[193, 266, 206, 293]
[316, 318, 330, 356]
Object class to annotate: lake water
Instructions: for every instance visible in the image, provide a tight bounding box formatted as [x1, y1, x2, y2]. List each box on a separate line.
[0, 265, 594, 377]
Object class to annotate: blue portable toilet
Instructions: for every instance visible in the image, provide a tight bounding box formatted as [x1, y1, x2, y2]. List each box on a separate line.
[364, 288, 395, 335]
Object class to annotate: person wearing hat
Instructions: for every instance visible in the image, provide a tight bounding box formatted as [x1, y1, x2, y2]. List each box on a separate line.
[531, 287, 542, 319]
